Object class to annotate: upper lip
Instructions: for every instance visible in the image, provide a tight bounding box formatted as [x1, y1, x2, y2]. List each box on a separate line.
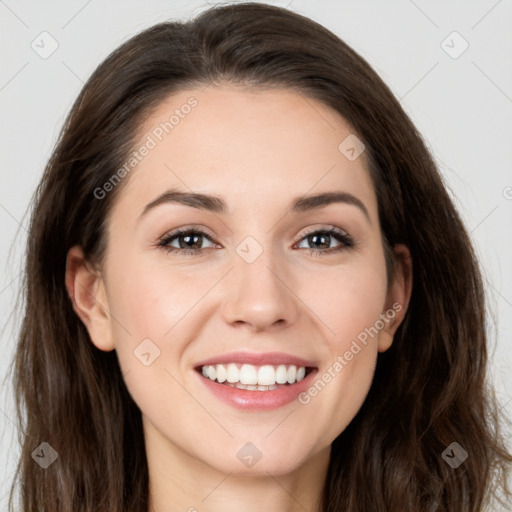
[194, 351, 317, 369]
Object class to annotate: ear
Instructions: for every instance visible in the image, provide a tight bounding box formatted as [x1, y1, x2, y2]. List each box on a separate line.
[64, 245, 115, 352]
[378, 243, 413, 353]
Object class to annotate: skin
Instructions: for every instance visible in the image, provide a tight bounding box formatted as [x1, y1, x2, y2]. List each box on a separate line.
[66, 84, 412, 512]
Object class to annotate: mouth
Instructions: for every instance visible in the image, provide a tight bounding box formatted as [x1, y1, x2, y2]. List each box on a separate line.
[195, 363, 315, 391]
[193, 352, 319, 410]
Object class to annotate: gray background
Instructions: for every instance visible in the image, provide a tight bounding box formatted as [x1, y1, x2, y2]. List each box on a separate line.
[1, 0, 511, 508]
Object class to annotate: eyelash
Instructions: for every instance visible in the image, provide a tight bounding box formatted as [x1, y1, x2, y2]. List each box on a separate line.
[156, 225, 355, 257]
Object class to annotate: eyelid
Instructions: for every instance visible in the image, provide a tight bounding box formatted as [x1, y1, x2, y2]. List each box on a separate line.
[159, 223, 351, 242]
[160, 224, 217, 240]
[296, 224, 351, 240]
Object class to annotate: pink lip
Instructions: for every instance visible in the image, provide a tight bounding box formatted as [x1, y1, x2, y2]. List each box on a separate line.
[194, 351, 317, 369]
[195, 367, 318, 411]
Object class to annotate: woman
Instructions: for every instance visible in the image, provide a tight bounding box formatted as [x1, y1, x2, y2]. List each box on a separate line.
[6, 2, 511, 511]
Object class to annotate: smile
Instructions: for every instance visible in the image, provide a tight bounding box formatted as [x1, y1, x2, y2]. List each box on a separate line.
[198, 363, 312, 390]
[193, 350, 318, 410]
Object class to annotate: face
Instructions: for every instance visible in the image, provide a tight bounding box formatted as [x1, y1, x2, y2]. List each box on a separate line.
[68, 83, 410, 477]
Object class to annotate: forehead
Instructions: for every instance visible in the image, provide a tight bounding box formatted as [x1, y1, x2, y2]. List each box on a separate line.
[112, 84, 377, 222]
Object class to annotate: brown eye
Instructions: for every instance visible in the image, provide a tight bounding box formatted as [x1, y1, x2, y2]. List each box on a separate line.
[158, 229, 216, 255]
[296, 228, 354, 256]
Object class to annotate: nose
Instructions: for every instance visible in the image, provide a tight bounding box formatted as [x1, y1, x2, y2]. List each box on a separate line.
[221, 247, 300, 332]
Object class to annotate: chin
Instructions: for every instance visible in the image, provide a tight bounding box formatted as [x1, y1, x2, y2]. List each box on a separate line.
[205, 449, 310, 477]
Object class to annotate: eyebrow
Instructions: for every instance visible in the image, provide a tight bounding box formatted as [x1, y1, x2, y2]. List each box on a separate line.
[138, 188, 371, 223]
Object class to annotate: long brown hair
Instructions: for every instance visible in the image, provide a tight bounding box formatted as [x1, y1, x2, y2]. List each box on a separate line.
[6, 2, 511, 511]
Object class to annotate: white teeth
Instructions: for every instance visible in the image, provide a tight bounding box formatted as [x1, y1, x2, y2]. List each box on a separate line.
[286, 365, 296, 384]
[226, 363, 239, 383]
[239, 364, 258, 385]
[200, 363, 309, 387]
[257, 365, 275, 386]
[258, 384, 276, 391]
[225, 382, 278, 391]
[207, 365, 216, 381]
[275, 364, 288, 384]
[216, 364, 227, 383]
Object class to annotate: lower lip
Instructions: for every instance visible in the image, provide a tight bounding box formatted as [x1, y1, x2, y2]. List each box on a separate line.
[195, 368, 318, 411]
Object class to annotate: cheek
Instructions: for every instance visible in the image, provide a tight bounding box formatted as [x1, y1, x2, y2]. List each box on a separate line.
[104, 254, 226, 386]
[292, 295, 380, 453]
[305, 256, 388, 342]
[306, 344, 378, 447]
[295, 257, 386, 438]
[104, 262, 202, 429]
[106, 252, 203, 338]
